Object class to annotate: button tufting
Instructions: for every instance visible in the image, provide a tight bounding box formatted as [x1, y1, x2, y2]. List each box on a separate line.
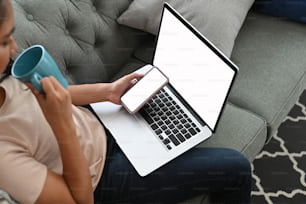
[27, 14, 34, 21]
[94, 38, 104, 48]
[92, 6, 97, 12]
[64, 29, 70, 36]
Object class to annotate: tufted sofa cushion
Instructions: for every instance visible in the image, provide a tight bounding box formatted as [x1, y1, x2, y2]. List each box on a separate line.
[12, 0, 148, 84]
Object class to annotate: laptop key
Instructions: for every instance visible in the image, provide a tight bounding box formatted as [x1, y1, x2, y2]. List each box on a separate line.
[169, 124, 175, 130]
[177, 114, 183, 119]
[165, 129, 171, 135]
[181, 129, 187, 135]
[173, 120, 180, 125]
[139, 109, 154, 124]
[151, 123, 158, 130]
[154, 116, 160, 121]
[172, 128, 179, 134]
[176, 133, 186, 142]
[165, 119, 171, 125]
[161, 125, 167, 131]
[185, 133, 192, 139]
[163, 138, 171, 145]
[166, 101, 172, 106]
[161, 115, 167, 120]
[180, 118, 187, 124]
[169, 115, 176, 120]
[157, 121, 164, 126]
[177, 124, 184, 130]
[188, 128, 197, 136]
[169, 134, 180, 146]
[184, 123, 191, 129]
[155, 129, 162, 135]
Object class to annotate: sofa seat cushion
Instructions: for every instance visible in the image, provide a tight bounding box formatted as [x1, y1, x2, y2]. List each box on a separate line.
[12, 0, 147, 84]
[197, 103, 267, 161]
[229, 11, 306, 140]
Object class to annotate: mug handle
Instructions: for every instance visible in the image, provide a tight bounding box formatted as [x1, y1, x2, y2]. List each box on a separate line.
[31, 73, 43, 92]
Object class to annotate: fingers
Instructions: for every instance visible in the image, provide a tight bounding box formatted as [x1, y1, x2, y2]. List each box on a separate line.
[127, 72, 143, 87]
[130, 78, 138, 85]
[27, 76, 64, 92]
[133, 72, 144, 79]
[27, 76, 67, 100]
[42, 76, 66, 93]
[128, 72, 144, 82]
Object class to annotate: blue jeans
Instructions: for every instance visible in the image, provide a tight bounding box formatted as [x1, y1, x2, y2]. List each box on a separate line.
[94, 129, 251, 204]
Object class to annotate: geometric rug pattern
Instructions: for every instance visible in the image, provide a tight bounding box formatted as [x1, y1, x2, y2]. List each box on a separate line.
[251, 90, 306, 203]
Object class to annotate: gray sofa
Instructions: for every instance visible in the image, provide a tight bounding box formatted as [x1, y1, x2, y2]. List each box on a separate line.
[1, 0, 306, 203]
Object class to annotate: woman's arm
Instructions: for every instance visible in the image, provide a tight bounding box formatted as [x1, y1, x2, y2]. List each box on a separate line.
[29, 77, 93, 204]
[68, 72, 143, 106]
[36, 120, 93, 204]
[68, 83, 112, 106]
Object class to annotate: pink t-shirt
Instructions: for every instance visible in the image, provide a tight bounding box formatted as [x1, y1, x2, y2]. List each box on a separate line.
[0, 77, 107, 204]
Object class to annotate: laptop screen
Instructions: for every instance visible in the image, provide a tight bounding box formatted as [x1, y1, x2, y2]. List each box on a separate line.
[153, 3, 238, 132]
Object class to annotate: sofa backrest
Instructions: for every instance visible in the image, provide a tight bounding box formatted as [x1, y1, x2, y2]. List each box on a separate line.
[12, 0, 147, 84]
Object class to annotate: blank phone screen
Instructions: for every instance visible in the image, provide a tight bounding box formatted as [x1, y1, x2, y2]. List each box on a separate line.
[121, 67, 168, 113]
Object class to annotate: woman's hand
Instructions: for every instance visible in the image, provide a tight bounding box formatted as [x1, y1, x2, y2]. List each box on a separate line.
[28, 76, 74, 133]
[108, 72, 143, 105]
[67, 72, 143, 106]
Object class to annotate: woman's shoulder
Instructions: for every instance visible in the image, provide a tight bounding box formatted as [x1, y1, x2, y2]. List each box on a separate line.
[1, 77, 27, 91]
[0, 77, 33, 113]
[0, 77, 28, 97]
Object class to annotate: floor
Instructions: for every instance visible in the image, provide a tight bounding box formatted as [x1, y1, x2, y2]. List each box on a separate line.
[251, 90, 306, 204]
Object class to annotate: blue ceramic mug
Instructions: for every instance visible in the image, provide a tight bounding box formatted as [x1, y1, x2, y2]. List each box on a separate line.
[11, 45, 68, 92]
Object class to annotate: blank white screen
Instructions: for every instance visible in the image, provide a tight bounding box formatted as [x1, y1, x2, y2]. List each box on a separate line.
[153, 6, 237, 131]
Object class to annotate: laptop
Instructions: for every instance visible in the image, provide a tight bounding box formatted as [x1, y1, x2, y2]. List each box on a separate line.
[91, 3, 238, 177]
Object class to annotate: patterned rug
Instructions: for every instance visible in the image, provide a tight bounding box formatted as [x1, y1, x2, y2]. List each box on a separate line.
[251, 90, 306, 203]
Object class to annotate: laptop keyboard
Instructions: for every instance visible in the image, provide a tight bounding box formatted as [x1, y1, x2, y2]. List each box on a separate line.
[139, 89, 201, 150]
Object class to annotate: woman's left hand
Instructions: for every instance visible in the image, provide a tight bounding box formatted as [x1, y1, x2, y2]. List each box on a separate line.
[108, 72, 143, 105]
[27, 76, 74, 132]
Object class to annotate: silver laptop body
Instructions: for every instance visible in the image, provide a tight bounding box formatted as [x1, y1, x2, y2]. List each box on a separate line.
[91, 3, 238, 177]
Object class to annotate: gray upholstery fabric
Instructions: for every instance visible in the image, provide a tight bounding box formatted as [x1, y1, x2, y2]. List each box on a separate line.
[13, 0, 148, 84]
[197, 103, 267, 160]
[230, 11, 306, 140]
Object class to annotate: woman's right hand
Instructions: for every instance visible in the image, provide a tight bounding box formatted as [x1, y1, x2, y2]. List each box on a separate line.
[28, 76, 74, 133]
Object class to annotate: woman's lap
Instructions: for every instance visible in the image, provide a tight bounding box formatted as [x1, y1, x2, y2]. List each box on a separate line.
[94, 130, 251, 204]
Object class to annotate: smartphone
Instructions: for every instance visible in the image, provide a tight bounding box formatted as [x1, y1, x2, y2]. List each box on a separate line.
[121, 67, 169, 114]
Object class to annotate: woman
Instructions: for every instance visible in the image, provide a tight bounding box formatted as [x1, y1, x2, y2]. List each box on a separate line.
[0, 0, 252, 203]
